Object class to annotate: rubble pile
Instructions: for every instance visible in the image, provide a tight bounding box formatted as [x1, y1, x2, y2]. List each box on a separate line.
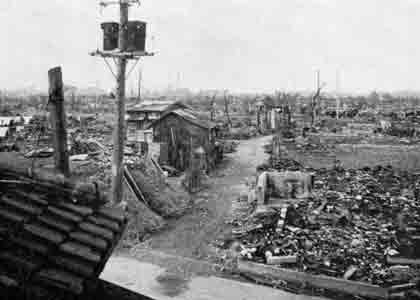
[231, 161, 420, 287]
[69, 138, 105, 155]
[128, 158, 190, 218]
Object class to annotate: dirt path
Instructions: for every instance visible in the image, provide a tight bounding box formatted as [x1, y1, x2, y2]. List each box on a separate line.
[134, 135, 272, 261]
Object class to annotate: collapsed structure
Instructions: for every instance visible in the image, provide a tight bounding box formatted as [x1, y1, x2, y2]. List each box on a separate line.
[226, 135, 420, 299]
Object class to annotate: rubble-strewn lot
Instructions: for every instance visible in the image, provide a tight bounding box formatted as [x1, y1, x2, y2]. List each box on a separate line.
[220, 132, 420, 299]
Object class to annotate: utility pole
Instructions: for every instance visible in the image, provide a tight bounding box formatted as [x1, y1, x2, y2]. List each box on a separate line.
[111, 0, 129, 204]
[336, 69, 340, 120]
[91, 0, 153, 203]
[48, 66, 70, 177]
[138, 67, 142, 101]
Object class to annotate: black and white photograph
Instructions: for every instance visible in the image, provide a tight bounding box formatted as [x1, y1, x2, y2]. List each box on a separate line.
[1, 1, 420, 299]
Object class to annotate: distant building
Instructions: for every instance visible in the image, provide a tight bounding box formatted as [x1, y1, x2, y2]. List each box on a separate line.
[255, 97, 282, 132]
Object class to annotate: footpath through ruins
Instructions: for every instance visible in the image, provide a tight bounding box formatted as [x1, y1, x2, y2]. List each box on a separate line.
[102, 134, 329, 300]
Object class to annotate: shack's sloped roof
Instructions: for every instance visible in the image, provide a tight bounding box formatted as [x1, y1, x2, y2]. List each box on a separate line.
[151, 108, 217, 130]
[0, 166, 127, 297]
[127, 100, 190, 113]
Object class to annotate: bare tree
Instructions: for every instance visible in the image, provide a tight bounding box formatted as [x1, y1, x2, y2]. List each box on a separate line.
[210, 93, 216, 121]
[223, 91, 232, 128]
[311, 71, 326, 128]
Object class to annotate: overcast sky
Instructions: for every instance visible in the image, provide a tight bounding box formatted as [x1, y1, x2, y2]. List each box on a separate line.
[1, 0, 420, 93]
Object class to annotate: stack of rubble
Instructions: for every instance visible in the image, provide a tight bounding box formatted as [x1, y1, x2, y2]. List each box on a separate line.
[230, 156, 420, 288]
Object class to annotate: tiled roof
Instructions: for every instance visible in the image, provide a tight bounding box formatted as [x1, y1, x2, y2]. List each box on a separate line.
[0, 165, 127, 297]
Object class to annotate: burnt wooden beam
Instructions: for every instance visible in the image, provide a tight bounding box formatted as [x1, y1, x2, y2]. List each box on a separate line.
[237, 260, 389, 299]
[48, 66, 70, 178]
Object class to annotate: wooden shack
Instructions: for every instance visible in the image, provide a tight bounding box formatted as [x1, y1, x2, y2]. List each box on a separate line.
[149, 108, 218, 172]
[126, 99, 190, 142]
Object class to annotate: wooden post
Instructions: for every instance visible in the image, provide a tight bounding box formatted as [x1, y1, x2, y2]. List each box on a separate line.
[111, 1, 129, 203]
[48, 66, 70, 177]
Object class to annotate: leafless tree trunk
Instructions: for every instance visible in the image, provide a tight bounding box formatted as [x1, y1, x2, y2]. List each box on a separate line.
[210, 94, 216, 122]
[224, 91, 232, 128]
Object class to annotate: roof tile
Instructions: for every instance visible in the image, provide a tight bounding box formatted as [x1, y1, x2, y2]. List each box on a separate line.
[79, 222, 114, 241]
[58, 202, 93, 217]
[0, 252, 40, 274]
[47, 206, 83, 223]
[35, 268, 84, 294]
[1, 196, 43, 215]
[10, 236, 50, 255]
[51, 255, 95, 277]
[24, 223, 66, 245]
[0, 207, 28, 224]
[87, 215, 120, 232]
[60, 242, 101, 263]
[98, 207, 125, 223]
[37, 215, 74, 233]
[0, 274, 18, 288]
[69, 231, 107, 251]
[12, 191, 49, 206]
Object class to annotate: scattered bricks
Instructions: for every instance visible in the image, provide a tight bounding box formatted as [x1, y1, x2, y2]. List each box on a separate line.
[388, 283, 417, 293]
[389, 265, 410, 276]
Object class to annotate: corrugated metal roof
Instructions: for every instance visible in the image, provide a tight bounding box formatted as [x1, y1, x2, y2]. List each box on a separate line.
[127, 100, 178, 112]
[153, 108, 216, 130]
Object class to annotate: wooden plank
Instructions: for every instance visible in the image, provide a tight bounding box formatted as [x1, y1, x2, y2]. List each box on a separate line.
[48, 66, 70, 177]
[237, 260, 389, 299]
[123, 167, 150, 207]
[89, 49, 154, 59]
[387, 256, 420, 266]
[343, 265, 358, 280]
[150, 157, 165, 176]
[266, 255, 297, 265]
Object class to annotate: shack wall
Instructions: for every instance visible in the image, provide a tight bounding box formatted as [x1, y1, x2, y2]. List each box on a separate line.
[152, 114, 215, 171]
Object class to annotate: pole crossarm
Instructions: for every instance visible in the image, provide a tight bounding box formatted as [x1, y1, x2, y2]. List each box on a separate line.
[100, 0, 140, 7]
[89, 49, 154, 60]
